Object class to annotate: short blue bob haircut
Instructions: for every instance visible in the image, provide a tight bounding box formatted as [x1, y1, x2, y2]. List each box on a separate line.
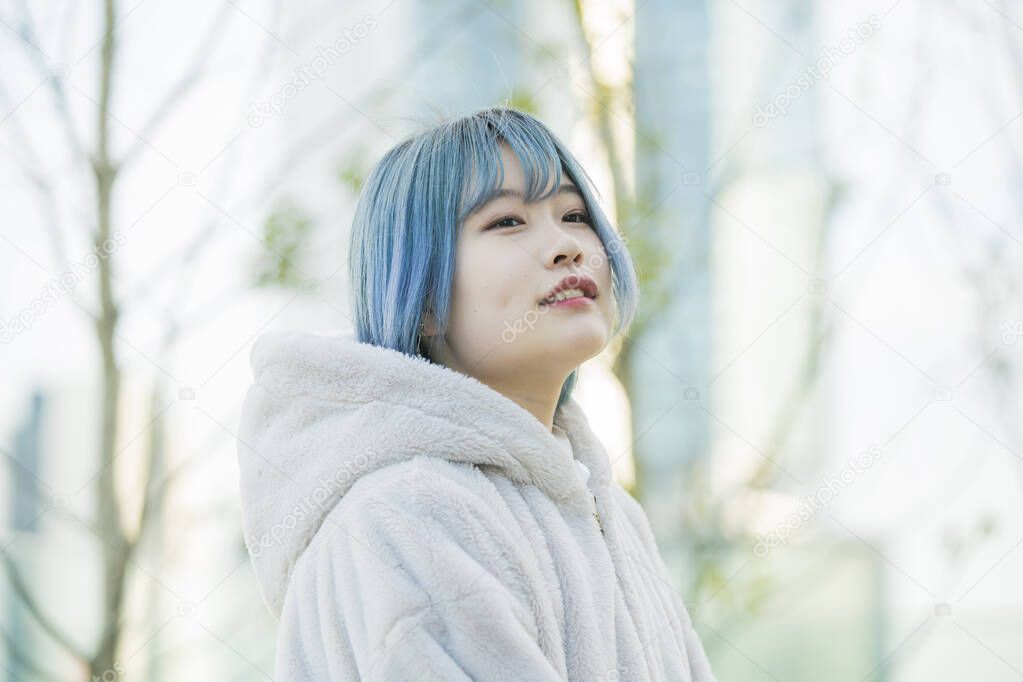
[348, 105, 640, 410]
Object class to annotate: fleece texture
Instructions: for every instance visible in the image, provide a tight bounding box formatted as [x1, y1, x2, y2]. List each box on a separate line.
[236, 329, 717, 681]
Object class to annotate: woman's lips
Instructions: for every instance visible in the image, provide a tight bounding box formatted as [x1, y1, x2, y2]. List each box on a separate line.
[543, 296, 594, 309]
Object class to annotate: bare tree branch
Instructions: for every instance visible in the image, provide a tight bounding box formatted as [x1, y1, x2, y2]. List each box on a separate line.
[228, 0, 484, 215]
[117, 2, 235, 169]
[0, 76, 73, 273]
[13, 0, 89, 163]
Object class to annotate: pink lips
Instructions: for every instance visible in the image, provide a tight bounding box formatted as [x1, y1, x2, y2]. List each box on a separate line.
[545, 295, 594, 309]
[540, 294, 597, 308]
[538, 274, 599, 305]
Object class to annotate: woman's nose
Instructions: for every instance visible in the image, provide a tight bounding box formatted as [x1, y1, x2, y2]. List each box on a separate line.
[546, 224, 585, 267]
[552, 249, 584, 266]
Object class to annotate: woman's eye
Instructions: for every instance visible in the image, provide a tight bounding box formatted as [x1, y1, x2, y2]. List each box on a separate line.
[486, 216, 522, 230]
[564, 212, 592, 224]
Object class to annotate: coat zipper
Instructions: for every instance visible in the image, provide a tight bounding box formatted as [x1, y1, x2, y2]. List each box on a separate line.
[575, 458, 605, 536]
[590, 491, 605, 536]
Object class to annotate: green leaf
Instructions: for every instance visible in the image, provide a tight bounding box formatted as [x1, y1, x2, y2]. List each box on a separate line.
[253, 198, 315, 288]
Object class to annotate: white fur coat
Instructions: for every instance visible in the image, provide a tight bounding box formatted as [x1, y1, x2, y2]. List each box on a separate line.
[237, 330, 717, 681]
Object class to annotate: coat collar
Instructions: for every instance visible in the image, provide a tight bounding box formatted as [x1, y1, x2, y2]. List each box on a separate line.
[237, 329, 614, 616]
[246, 329, 611, 500]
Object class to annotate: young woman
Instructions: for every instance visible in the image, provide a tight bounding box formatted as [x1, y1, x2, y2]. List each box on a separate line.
[237, 106, 717, 681]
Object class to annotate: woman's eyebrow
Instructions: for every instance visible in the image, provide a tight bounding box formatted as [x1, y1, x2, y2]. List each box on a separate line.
[480, 183, 582, 205]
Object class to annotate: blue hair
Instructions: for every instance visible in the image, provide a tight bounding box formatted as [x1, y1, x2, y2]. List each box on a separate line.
[348, 106, 639, 409]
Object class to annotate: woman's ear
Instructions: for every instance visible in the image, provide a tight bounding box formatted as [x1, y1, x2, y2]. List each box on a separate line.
[417, 309, 439, 360]
[420, 309, 439, 337]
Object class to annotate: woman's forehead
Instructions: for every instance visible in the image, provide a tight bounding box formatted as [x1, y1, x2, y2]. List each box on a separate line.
[460, 140, 572, 216]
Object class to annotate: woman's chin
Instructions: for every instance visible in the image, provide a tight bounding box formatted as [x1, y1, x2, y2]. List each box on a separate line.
[545, 320, 608, 356]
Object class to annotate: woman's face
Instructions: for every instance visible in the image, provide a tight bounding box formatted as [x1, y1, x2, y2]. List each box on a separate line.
[425, 143, 616, 391]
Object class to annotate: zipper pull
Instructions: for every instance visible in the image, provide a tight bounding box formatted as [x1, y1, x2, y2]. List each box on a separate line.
[574, 460, 605, 536]
[592, 493, 605, 536]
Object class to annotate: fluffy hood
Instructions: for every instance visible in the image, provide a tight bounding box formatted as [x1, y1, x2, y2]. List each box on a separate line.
[236, 329, 613, 619]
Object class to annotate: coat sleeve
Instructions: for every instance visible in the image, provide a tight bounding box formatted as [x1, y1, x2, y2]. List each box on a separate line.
[273, 470, 564, 681]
